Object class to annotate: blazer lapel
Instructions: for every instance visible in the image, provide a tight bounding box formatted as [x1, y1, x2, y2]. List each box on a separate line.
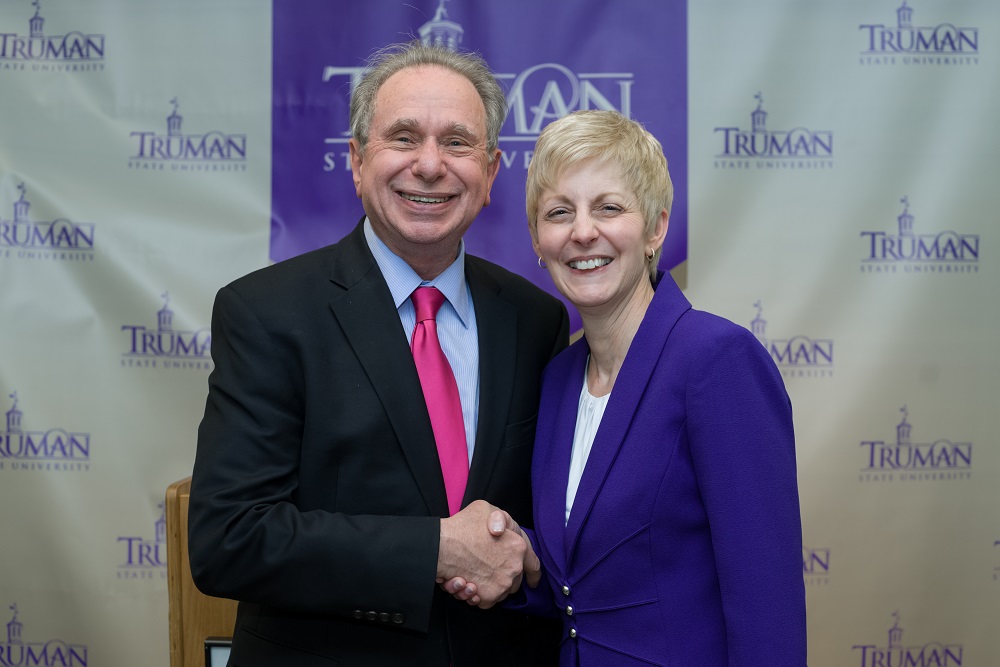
[533, 342, 589, 577]
[564, 273, 692, 560]
[462, 260, 515, 504]
[327, 221, 450, 517]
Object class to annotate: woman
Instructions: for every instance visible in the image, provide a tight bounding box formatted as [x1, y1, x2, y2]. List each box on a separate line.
[455, 110, 807, 665]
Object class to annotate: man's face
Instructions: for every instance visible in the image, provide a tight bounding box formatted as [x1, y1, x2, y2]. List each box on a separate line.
[349, 65, 502, 272]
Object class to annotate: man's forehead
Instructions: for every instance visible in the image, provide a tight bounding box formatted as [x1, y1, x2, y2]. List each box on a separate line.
[372, 66, 487, 136]
[382, 63, 462, 87]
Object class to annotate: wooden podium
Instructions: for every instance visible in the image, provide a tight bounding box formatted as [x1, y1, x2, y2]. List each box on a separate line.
[166, 477, 238, 667]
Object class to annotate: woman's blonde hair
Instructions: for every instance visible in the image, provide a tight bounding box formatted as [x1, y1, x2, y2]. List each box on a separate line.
[526, 110, 673, 280]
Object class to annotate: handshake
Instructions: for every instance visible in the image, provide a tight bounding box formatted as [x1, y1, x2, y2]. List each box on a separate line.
[436, 500, 540, 609]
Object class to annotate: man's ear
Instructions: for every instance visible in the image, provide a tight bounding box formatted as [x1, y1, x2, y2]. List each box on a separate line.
[483, 149, 502, 207]
[348, 138, 364, 197]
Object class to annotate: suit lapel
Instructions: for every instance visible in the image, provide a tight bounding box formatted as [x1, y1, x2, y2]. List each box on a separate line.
[564, 273, 692, 560]
[327, 221, 449, 517]
[533, 342, 589, 577]
[462, 259, 516, 504]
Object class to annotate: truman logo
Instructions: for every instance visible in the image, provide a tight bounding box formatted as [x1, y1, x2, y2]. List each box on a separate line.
[321, 0, 634, 173]
[117, 503, 167, 580]
[853, 611, 962, 667]
[1, 604, 87, 667]
[860, 196, 979, 274]
[128, 98, 248, 172]
[0, 182, 95, 262]
[120, 292, 213, 371]
[0, 0, 105, 72]
[860, 1, 979, 67]
[750, 301, 833, 378]
[0, 392, 90, 472]
[803, 547, 830, 587]
[859, 406, 971, 483]
[714, 93, 833, 171]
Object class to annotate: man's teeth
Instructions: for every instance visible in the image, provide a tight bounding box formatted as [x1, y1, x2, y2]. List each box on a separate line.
[402, 193, 449, 203]
[569, 258, 612, 270]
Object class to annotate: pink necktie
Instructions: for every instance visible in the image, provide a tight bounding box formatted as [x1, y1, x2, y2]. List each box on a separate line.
[410, 287, 468, 516]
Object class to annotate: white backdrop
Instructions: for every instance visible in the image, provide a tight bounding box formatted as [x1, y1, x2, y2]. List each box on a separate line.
[0, 1, 996, 665]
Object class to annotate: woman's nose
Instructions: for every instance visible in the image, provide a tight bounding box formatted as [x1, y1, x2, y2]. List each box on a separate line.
[570, 214, 599, 244]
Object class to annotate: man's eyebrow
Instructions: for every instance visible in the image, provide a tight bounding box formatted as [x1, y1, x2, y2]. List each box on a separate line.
[447, 123, 480, 141]
[382, 118, 419, 135]
[442, 124, 490, 149]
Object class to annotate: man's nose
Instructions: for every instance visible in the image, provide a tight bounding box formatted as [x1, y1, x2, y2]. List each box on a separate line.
[411, 141, 447, 180]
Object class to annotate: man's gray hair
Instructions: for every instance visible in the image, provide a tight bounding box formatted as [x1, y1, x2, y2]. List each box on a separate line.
[349, 41, 507, 159]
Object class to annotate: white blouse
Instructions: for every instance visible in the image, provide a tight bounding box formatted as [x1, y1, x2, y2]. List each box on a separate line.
[565, 358, 611, 525]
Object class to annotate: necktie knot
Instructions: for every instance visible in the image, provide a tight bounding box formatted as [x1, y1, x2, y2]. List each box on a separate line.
[412, 286, 445, 323]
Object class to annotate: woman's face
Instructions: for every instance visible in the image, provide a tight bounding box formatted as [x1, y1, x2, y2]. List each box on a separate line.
[531, 158, 666, 315]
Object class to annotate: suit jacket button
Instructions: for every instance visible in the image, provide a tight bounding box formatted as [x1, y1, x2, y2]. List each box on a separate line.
[569, 628, 577, 639]
[565, 606, 574, 616]
[561, 585, 571, 596]
[365, 611, 377, 621]
[391, 613, 405, 624]
[378, 613, 390, 622]
[352, 609, 363, 620]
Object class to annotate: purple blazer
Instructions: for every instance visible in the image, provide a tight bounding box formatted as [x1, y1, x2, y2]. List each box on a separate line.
[528, 273, 806, 666]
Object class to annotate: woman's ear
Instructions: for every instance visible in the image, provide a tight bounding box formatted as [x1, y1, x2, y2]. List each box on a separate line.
[529, 223, 542, 255]
[649, 209, 669, 250]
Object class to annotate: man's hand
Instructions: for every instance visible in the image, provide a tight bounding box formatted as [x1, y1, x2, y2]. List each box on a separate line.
[437, 503, 541, 607]
[437, 500, 537, 609]
[485, 508, 541, 589]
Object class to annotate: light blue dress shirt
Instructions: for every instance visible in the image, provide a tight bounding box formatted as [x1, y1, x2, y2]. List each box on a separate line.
[364, 219, 480, 464]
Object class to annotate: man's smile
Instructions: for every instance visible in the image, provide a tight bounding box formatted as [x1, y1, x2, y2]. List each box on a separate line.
[399, 192, 453, 204]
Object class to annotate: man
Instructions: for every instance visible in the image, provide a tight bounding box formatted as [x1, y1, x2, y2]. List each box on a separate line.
[187, 42, 568, 666]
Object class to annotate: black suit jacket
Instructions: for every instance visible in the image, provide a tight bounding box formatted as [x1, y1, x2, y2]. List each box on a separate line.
[188, 220, 569, 666]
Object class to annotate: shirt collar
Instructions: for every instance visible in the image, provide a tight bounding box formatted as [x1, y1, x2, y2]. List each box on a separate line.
[363, 218, 472, 327]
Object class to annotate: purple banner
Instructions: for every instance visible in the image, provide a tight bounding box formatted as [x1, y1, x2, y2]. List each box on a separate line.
[272, 0, 687, 322]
